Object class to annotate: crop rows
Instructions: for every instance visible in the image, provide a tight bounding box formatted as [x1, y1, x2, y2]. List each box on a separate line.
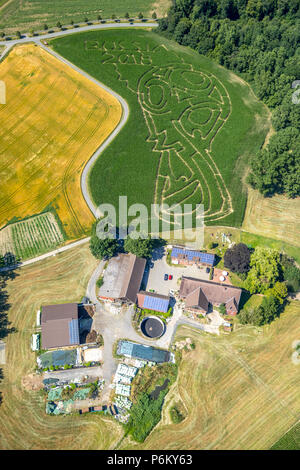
[53, 29, 269, 228]
[0, 212, 64, 261]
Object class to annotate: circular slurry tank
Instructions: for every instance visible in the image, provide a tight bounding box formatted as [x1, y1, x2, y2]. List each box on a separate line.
[140, 316, 165, 339]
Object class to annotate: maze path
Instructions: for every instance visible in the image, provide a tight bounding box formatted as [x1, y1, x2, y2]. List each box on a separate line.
[87, 38, 233, 224]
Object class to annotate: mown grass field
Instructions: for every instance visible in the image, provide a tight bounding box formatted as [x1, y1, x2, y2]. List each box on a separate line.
[0, 243, 299, 449]
[120, 302, 300, 450]
[0, 44, 121, 240]
[243, 187, 300, 248]
[0, 0, 170, 34]
[0, 243, 124, 450]
[0, 212, 64, 261]
[270, 421, 300, 450]
[52, 28, 269, 229]
[203, 226, 300, 266]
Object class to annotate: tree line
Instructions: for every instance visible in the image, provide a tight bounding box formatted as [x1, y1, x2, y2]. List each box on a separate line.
[157, 0, 300, 197]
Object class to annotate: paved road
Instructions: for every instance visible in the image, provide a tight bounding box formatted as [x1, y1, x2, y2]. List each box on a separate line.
[0, 237, 90, 272]
[0, 21, 158, 49]
[0, 22, 157, 270]
[44, 365, 102, 382]
[86, 261, 223, 399]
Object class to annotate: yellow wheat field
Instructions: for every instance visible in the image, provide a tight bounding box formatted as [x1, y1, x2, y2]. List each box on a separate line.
[0, 44, 122, 239]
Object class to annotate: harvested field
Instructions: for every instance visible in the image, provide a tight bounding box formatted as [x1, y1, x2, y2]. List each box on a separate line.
[243, 188, 300, 248]
[0, 242, 123, 450]
[120, 302, 300, 450]
[0, 0, 169, 35]
[0, 212, 64, 261]
[0, 44, 121, 240]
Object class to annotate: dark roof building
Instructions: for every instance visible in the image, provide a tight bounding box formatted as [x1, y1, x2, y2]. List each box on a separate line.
[117, 340, 170, 363]
[41, 303, 80, 349]
[171, 246, 215, 266]
[179, 276, 242, 315]
[137, 291, 170, 313]
[99, 253, 146, 303]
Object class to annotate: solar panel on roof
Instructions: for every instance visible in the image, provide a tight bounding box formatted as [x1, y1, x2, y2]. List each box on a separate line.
[143, 295, 169, 313]
[118, 341, 170, 363]
[68, 319, 79, 345]
[171, 247, 215, 265]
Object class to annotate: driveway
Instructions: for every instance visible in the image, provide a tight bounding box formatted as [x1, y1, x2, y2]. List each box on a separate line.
[144, 250, 210, 295]
[43, 365, 103, 383]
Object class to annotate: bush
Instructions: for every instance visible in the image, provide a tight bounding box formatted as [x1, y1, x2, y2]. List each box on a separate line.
[239, 295, 281, 326]
[170, 405, 184, 424]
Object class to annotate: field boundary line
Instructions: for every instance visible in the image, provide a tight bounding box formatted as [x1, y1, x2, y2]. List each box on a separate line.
[0, 237, 90, 271]
[37, 41, 129, 219]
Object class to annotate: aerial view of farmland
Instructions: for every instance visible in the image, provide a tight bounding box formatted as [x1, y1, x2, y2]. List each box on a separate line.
[0, 0, 299, 458]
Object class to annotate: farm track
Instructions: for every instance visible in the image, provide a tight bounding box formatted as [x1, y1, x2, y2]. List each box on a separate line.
[0, 23, 157, 268]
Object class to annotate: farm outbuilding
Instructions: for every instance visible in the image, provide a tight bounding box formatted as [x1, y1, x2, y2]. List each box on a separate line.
[117, 340, 171, 363]
[98, 253, 146, 304]
[137, 291, 170, 313]
[41, 303, 80, 349]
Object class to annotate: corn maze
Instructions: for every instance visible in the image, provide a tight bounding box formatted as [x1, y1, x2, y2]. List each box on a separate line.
[0, 212, 64, 262]
[84, 34, 233, 225]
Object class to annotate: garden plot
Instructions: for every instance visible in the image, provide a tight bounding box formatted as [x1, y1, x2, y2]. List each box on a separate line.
[0, 212, 64, 261]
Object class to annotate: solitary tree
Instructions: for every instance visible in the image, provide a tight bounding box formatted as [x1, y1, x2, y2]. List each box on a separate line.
[97, 14, 102, 21]
[152, 12, 157, 19]
[125, 12, 130, 19]
[111, 14, 116, 19]
[56, 21, 62, 29]
[0, 32, 5, 38]
[43, 24, 48, 30]
[138, 12, 144, 19]
[16, 31, 21, 38]
[224, 243, 251, 274]
[84, 17, 89, 23]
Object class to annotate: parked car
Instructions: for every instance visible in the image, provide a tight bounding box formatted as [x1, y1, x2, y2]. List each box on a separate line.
[168, 274, 173, 280]
[164, 274, 168, 281]
[206, 267, 210, 274]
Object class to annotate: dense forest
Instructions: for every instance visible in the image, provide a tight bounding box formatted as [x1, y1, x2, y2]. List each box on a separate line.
[157, 0, 300, 197]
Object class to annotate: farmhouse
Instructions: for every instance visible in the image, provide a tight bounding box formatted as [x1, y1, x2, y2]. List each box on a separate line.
[98, 253, 146, 304]
[171, 246, 215, 267]
[41, 303, 80, 349]
[179, 277, 242, 315]
[137, 291, 170, 313]
[117, 340, 171, 363]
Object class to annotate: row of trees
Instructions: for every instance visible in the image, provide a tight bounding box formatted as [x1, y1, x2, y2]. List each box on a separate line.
[89, 220, 161, 260]
[157, 0, 300, 197]
[0, 11, 158, 38]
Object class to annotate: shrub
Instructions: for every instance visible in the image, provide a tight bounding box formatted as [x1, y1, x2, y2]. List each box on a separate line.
[96, 276, 104, 288]
[170, 405, 184, 424]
